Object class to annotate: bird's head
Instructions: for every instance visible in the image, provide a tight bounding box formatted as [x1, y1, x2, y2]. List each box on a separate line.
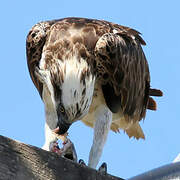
[52, 58, 96, 135]
[55, 80, 95, 135]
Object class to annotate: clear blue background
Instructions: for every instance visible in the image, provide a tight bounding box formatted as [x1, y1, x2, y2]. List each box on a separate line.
[0, 1, 179, 179]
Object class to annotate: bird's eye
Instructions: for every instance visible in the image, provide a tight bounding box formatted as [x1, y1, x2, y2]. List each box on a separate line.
[59, 106, 65, 113]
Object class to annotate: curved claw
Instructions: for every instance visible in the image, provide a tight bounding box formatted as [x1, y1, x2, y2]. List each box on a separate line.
[98, 162, 107, 175]
[79, 159, 86, 165]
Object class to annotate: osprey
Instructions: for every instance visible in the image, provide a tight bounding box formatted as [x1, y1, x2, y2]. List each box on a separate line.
[26, 17, 162, 169]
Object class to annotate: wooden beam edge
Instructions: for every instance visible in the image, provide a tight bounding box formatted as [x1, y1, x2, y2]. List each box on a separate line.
[0, 135, 124, 180]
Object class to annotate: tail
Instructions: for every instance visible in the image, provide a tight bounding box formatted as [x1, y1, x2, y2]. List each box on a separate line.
[125, 122, 145, 140]
[147, 88, 163, 111]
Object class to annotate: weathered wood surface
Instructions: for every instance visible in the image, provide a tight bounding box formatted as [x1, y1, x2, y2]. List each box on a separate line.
[0, 135, 124, 180]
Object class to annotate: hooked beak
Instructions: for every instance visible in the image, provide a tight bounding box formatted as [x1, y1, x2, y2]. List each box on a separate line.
[56, 116, 71, 135]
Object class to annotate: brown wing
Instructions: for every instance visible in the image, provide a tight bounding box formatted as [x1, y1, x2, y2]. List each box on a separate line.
[95, 30, 162, 122]
[26, 21, 57, 98]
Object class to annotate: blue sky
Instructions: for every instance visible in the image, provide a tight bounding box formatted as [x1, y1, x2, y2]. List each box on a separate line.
[0, 0, 180, 179]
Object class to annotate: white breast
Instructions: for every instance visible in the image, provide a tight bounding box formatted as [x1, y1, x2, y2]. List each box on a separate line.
[61, 56, 96, 122]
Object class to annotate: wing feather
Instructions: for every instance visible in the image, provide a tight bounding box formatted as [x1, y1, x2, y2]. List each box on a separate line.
[95, 31, 152, 122]
[26, 21, 57, 97]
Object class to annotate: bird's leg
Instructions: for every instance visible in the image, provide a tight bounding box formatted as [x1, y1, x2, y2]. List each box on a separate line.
[42, 122, 58, 151]
[88, 105, 112, 171]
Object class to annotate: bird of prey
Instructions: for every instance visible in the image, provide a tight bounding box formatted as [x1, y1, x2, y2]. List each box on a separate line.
[26, 17, 163, 169]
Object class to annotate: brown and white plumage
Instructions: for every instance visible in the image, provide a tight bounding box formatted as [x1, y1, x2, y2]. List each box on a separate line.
[26, 17, 163, 168]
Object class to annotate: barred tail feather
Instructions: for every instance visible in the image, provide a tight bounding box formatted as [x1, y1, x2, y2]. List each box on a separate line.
[149, 88, 163, 97]
[147, 97, 157, 110]
[147, 88, 163, 111]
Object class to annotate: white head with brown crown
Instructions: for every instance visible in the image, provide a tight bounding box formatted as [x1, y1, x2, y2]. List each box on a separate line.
[37, 52, 95, 135]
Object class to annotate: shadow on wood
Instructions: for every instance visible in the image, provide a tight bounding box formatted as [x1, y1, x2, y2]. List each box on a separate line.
[0, 135, 124, 180]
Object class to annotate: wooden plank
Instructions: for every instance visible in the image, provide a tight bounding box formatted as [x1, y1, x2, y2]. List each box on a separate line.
[0, 135, 124, 180]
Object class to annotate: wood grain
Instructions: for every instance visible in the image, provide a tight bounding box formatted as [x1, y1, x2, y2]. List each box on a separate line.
[0, 135, 124, 180]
